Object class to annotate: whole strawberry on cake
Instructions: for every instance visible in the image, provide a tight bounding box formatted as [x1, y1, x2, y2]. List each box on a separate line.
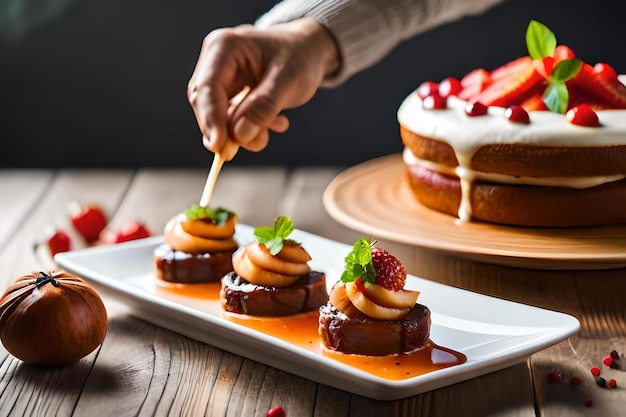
[319, 238, 430, 356]
[399, 19, 626, 227]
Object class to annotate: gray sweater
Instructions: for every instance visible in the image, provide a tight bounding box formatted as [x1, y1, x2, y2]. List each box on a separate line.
[256, 0, 504, 86]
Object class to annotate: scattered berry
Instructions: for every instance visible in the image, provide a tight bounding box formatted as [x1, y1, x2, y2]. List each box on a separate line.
[609, 378, 617, 388]
[422, 93, 447, 110]
[583, 399, 593, 408]
[505, 105, 530, 124]
[438, 77, 462, 98]
[46, 228, 71, 257]
[68, 201, 108, 243]
[590, 367, 601, 377]
[267, 406, 286, 417]
[610, 349, 620, 360]
[371, 247, 407, 291]
[570, 377, 582, 386]
[566, 104, 600, 127]
[113, 221, 151, 243]
[603, 356, 614, 367]
[547, 372, 562, 383]
[465, 101, 489, 117]
[417, 81, 439, 99]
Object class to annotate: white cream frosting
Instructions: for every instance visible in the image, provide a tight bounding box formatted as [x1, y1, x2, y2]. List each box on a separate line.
[397, 75, 626, 222]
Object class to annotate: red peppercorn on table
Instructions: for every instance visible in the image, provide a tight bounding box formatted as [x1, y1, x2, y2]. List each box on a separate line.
[0, 166, 625, 417]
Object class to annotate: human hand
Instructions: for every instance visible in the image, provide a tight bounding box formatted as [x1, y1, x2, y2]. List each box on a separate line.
[188, 17, 340, 154]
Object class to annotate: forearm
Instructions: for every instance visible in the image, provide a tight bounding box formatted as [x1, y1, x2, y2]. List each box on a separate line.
[256, 0, 506, 86]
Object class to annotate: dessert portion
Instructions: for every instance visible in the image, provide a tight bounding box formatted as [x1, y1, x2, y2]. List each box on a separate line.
[220, 216, 328, 316]
[319, 238, 430, 356]
[398, 20, 626, 227]
[154, 205, 238, 284]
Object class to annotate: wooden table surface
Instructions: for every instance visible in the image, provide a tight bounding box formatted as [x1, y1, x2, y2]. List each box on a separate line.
[1, 166, 625, 417]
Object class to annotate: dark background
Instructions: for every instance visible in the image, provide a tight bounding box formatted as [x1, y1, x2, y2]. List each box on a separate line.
[1, 0, 625, 169]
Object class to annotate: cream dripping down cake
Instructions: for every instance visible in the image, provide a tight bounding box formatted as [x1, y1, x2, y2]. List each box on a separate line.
[398, 20, 626, 227]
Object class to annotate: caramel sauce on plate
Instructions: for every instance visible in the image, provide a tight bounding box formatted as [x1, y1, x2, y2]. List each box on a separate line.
[153, 280, 466, 380]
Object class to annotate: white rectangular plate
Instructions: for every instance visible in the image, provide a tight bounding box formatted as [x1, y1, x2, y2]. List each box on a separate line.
[56, 225, 579, 400]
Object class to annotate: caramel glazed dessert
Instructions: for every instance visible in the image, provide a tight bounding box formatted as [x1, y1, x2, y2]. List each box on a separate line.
[154, 205, 239, 284]
[398, 20, 626, 227]
[319, 238, 431, 356]
[220, 216, 328, 317]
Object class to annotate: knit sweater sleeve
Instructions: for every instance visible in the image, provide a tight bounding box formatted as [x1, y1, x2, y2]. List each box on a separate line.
[255, 0, 505, 86]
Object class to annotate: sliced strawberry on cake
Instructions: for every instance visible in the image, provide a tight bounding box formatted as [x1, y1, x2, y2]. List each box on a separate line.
[471, 56, 547, 107]
[458, 68, 492, 100]
[567, 62, 626, 109]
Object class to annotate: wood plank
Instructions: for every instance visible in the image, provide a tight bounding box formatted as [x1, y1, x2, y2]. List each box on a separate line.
[280, 167, 361, 245]
[0, 170, 52, 251]
[0, 170, 134, 416]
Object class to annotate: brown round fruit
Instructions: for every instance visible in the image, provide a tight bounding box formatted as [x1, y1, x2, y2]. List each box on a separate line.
[0, 271, 108, 365]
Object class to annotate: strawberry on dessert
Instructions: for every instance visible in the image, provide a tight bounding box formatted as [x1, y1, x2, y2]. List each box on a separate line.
[154, 205, 238, 284]
[220, 216, 328, 317]
[399, 19, 626, 227]
[318, 238, 431, 356]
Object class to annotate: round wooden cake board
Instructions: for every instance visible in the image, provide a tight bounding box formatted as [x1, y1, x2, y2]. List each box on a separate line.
[323, 154, 626, 270]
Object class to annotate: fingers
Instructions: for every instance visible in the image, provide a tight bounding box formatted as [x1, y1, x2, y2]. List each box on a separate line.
[230, 113, 290, 153]
[189, 18, 335, 155]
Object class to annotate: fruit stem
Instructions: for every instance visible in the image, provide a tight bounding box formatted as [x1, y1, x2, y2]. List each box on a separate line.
[36, 271, 60, 288]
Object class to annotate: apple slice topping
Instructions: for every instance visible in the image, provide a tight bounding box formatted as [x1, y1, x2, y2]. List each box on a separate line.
[231, 216, 312, 287]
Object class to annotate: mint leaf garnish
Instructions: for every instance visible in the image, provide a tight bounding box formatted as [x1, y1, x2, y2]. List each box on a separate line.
[542, 58, 582, 113]
[526, 19, 556, 59]
[543, 82, 569, 114]
[254, 215, 298, 255]
[184, 204, 234, 225]
[525, 20, 582, 114]
[550, 58, 583, 82]
[340, 238, 376, 284]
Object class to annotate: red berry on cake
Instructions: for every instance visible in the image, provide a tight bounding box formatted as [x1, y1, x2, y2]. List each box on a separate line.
[465, 101, 489, 117]
[417, 81, 438, 99]
[505, 105, 530, 124]
[438, 77, 462, 98]
[566, 104, 600, 127]
[423, 93, 447, 110]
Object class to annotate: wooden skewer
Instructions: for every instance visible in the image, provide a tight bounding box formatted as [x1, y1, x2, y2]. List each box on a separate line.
[199, 87, 249, 207]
